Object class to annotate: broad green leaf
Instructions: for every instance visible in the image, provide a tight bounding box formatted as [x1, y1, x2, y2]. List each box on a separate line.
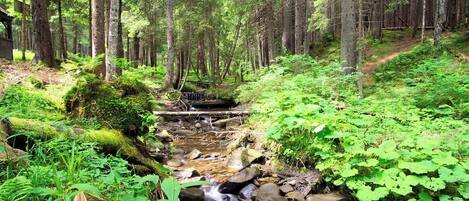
[340, 164, 358, 178]
[458, 183, 469, 199]
[355, 186, 389, 201]
[438, 166, 469, 183]
[418, 192, 432, 201]
[180, 181, 210, 188]
[420, 177, 446, 191]
[398, 160, 439, 174]
[161, 178, 181, 201]
[358, 159, 379, 167]
[433, 152, 458, 165]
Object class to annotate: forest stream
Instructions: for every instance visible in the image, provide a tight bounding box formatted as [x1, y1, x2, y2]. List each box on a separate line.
[155, 95, 345, 201]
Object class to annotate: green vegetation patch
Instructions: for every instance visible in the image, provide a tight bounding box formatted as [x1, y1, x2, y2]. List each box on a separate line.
[64, 74, 156, 135]
[238, 51, 468, 200]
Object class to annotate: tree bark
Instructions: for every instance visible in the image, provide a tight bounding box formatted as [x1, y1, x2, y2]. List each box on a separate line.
[434, 0, 446, 50]
[58, 0, 67, 60]
[32, 0, 55, 67]
[165, 0, 175, 88]
[92, 0, 106, 77]
[340, 0, 357, 74]
[282, 0, 294, 54]
[421, 0, 426, 42]
[295, 0, 306, 54]
[371, 0, 383, 40]
[105, 0, 120, 81]
[303, 0, 313, 55]
[117, 0, 124, 59]
[412, 0, 421, 38]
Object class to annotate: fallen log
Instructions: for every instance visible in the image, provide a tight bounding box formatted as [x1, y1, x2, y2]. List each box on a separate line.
[0, 117, 169, 176]
[153, 110, 250, 117]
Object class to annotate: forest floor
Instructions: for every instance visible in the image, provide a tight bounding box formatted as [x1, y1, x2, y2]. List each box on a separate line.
[0, 60, 73, 97]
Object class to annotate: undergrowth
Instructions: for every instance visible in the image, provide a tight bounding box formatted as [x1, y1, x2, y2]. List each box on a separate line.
[237, 41, 468, 200]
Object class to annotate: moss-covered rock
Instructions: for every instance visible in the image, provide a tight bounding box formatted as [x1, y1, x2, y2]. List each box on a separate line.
[64, 74, 155, 135]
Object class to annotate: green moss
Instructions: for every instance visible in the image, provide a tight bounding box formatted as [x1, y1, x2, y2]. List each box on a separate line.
[64, 74, 155, 135]
[6, 117, 62, 140]
[79, 129, 169, 176]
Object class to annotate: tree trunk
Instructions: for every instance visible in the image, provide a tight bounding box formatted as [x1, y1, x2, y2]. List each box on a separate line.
[105, 0, 119, 81]
[32, 0, 55, 67]
[434, 0, 446, 50]
[371, 0, 383, 40]
[133, 36, 140, 64]
[412, 0, 421, 38]
[21, 0, 27, 61]
[421, 0, 426, 42]
[89, 0, 92, 56]
[58, 0, 67, 60]
[267, 0, 276, 64]
[117, 0, 124, 59]
[340, 0, 357, 74]
[282, 0, 294, 54]
[295, 0, 306, 54]
[303, 0, 313, 55]
[165, 0, 175, 88]
[92, 0, 106, 77]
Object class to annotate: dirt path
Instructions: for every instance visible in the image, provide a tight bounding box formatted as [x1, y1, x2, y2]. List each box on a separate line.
[0, 60, 73, 96]
[362, 37, 420, 85]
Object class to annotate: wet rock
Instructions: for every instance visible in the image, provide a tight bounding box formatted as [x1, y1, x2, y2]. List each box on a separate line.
[280, 184, 294, 194]
[226, 148, 263, 171]
[156, 130, 173, 142]
[179, 188, 205, 201]
[254, 183, 287, 201]
[213, 117, 244, 128]
[195, 122, 202, 128]
[306, 193, 347, 201]
[166, 159, 183, 167]
[239, 184, 257, 200]
[173, 168, 200, 178]
[188, 149, 202, 160]
[286, 191, 305, 201]
[219, 167, 261, 194]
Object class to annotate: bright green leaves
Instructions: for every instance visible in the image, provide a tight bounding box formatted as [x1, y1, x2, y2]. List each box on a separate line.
[160, 178, 181, 201]
[358, 159, 379, 167]
[457, 183, 469, 199]
[356, 187, 389, 201]
[433, 152, 459, 166]
[438, 166, 469, 183]
[368, 140, 400, 160]
[419, 177, 446, 191]
[340, 164, 359, 178]
[398, 160, 439, 174]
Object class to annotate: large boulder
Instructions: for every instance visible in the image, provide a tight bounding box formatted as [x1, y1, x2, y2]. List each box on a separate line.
[219, 167, 261, 194]
[254, 183, 287, 201]
[226, 148, 263, 170]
